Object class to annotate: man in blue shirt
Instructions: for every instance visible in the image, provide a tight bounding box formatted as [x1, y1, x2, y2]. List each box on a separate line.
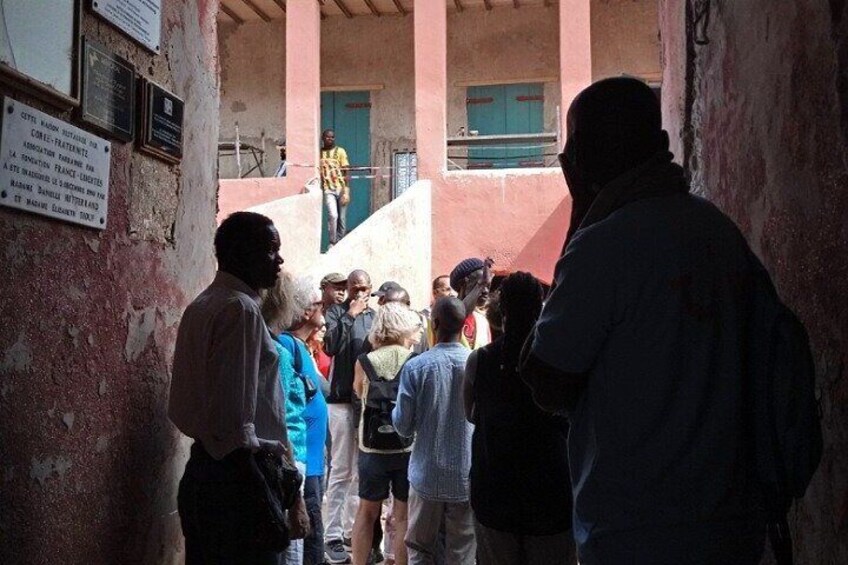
[521, 78, 767, 564]
[393, 297, 475, 565]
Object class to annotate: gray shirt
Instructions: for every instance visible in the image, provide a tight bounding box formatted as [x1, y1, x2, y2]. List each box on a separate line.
[169, 271, 287, 460]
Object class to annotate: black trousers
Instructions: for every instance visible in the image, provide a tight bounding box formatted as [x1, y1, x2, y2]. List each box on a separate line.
[177, 443, 282, 565]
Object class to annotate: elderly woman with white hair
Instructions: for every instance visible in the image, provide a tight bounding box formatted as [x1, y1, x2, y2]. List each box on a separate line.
[350, 302, 423, 565]
[261, 272, 329, 565]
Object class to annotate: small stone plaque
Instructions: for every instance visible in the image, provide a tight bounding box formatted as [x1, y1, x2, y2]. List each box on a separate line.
[81, 39, 135, 141]
[138, 80, 183, 163]
[0, 97, 111, 229]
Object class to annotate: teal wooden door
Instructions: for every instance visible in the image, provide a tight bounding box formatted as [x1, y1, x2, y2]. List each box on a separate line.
[320, 91, 371, 250]
[467, 83, 544, 169]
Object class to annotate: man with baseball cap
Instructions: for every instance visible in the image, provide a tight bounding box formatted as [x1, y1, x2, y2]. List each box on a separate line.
[321, 273, 348, 312]
[372, 281, 402, 305]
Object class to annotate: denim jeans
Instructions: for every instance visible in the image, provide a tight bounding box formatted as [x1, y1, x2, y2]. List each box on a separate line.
[177, 443, 282, 565]
[303, 475, 325, 565]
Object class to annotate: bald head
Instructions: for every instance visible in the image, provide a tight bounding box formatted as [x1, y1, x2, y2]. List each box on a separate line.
[432, 296, 466, 343]
[565, 77, 668, 187]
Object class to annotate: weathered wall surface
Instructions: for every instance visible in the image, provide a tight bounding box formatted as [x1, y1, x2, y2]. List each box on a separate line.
[660, 1, 848, 562]
[305, 180, 433, 309]
[591, 0, 661, 82]
[0, 1, 219, 563]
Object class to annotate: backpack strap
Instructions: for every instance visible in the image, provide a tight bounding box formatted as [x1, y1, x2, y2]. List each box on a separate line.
[358, 353, 381, 383]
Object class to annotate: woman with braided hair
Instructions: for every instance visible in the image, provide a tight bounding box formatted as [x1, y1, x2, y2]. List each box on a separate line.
[462, 272, 575, 565]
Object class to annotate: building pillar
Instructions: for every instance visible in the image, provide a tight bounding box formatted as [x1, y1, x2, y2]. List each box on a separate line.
[285, 0, 321, 191]
[413, 0, 447, 179]
[559, 0, 592, 145]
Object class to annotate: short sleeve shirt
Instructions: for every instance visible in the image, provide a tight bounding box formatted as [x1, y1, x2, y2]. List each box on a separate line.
[532, 194, 763, 561]
[320, 146, 349, 193]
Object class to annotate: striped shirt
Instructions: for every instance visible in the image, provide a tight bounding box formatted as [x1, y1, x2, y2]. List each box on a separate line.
[392, 343, 473, 501]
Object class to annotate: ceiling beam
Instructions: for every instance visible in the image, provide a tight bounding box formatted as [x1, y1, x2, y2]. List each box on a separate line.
[239, 0, 272, 21]
[220, 3, 245, 24]
[391, 0, 407, 15]
[270, 0, 286, 13]
[332, 0, 353, 18]
[454, 0, 464, 13]
[363, 0, 381, 16]
[483, 0, 493, 11]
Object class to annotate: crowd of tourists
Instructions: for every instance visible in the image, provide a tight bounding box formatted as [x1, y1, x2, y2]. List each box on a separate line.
[168, 78, 820, 565]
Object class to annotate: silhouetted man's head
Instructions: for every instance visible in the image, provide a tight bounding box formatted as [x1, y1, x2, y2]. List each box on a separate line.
[431, 296, 466, 343]
[215, 212, 283, 291]
[562, 77, 669, 191]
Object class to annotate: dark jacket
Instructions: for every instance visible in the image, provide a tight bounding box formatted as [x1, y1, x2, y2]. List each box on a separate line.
[324, 301, 374, 403]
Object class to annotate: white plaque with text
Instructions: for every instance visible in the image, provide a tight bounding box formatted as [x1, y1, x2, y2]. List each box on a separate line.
[0, 97, 111, 229]
[92, 0, 162, 53]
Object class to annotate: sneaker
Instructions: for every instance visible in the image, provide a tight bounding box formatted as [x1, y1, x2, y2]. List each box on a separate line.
[342, 536, 352, 551]
[325, 540, 350, 564]
[371, 549, 385, 563]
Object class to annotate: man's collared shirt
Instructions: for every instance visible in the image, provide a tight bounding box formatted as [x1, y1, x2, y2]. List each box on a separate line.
[169, 271, 287, 460]
[324, 300, 375, 403]
[392, 342, 473, 502]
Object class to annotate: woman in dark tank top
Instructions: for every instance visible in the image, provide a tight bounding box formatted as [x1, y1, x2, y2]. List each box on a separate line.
[463, 272, 575, 564]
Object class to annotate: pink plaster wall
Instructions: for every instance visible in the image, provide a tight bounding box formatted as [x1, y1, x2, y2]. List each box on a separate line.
[0, 2, 220, 563]
[217, 177, 300, 223]
[660, 1, 848, 561]
[431, 170, 570, 283]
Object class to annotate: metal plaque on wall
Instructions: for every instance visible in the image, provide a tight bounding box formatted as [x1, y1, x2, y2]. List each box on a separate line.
[91, 0, 162, 53]
[138, 79, 183, 163]
[81, 39, 135, 141]
[0, 97, 111, 229]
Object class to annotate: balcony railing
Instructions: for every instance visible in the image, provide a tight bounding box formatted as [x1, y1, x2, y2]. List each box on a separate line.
[446, 132, 559, 171]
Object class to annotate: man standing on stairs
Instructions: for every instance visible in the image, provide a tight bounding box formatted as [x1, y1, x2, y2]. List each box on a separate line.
[321, 128, 351, 247]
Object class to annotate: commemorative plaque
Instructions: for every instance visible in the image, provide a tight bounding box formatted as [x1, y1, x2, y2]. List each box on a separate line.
[0, 97, 111, 229]
[91, 0, 162, 53]
[138, 80, 183, 163]
[81, 39, 135, 141]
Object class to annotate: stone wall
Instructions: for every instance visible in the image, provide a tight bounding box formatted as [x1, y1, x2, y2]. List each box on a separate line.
[660, 1, 848, 562]
[0, 1, 219, 563]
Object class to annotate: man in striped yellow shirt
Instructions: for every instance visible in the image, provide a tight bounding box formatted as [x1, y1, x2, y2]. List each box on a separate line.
[320, 129, 351, 246]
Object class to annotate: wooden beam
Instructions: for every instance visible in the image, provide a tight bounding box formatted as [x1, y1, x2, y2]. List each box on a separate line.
[220, 3, 245, 23]
[332, 0, 353, 18]
[391, 0, 407, 15]
[270, 0, 286, 13]
[454, 0, 464, 13]
[239, 0, 272, 21]
[363, 0, 381, 16]
[483, 0, 493, 11]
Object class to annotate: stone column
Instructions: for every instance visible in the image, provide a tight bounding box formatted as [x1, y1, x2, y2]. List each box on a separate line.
[285, 0, 321, 191]
[413, 0, 447, 179]
[559, 0, 592, 145]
